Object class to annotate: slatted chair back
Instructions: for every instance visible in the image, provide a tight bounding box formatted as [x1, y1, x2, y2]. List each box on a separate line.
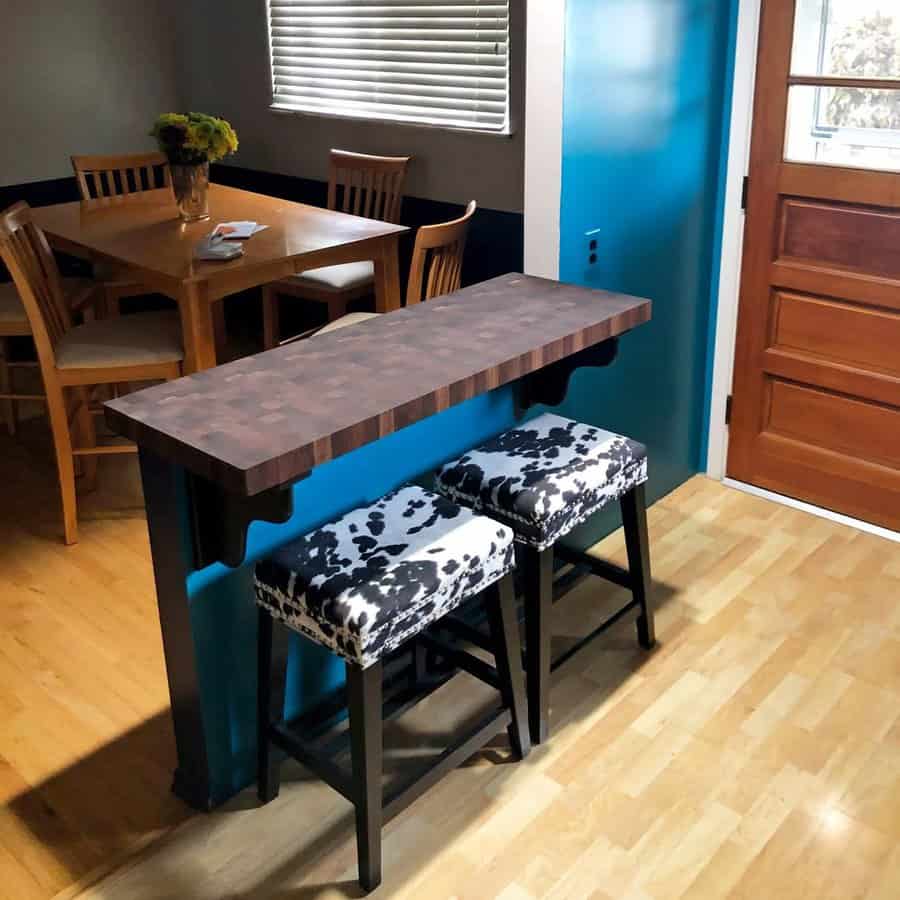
[0, 202, 72, 368]
[327, 150, 410, 224]
[406, 201, 477, 306]
[71, 152, 173, 205]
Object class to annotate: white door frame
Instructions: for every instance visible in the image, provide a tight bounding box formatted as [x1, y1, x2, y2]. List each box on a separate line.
[705, 0, 762, 479]
[523, 0, 565, 279]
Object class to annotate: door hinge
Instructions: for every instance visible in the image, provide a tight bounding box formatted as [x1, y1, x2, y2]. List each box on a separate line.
[725, 394, 733, 425]
[740, 176, 749, 211]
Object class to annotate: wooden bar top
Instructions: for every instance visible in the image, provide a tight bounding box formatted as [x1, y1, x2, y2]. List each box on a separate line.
[105, 274, 651, 496]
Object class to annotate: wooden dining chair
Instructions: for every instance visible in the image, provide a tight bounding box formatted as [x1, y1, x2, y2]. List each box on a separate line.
[261, 149, 411, 348]
[315, 201, 477, 337]
[0, 275, 99, 436]
[71, 152, 174, 315]
[0, 202, 184, 544]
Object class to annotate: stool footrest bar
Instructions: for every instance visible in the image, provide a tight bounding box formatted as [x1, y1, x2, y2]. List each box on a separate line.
[383, 707, 511, 821]
[270, 723, 355, 802]
[419, 633, 500, 689]
[550, 598, 641, 673]
[437, 616, 494, 652]
[554, 545, 633, 590]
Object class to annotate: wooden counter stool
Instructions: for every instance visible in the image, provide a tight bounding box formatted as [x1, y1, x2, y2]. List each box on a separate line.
[434, 413, 656, 745]
[254, 484, 529, 892]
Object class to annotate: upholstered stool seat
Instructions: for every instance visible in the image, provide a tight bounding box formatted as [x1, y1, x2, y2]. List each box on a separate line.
[254, 484, 529, 892]
[255, 484, 516, 668]
[435, 412, 656, 746]
[435, 412, 648, 550]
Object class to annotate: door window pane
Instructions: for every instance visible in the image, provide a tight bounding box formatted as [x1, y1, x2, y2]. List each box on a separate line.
[791, 0, 900, 79]
[786, 84, 900, 171]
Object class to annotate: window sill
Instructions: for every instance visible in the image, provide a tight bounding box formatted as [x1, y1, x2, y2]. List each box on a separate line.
[269, 104, 515, 139]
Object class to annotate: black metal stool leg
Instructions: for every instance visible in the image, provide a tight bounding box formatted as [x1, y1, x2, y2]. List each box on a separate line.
[523, 545, 554, 745]
[347, 661, 383, 893]
[486, 573, 531, 759]
[620, 482, 656, 649]
[257, 607, 288, 804]
[410, 640, 427, 689]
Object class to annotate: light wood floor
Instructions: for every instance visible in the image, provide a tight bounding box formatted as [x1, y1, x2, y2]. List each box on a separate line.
[2, 426, 900, 900]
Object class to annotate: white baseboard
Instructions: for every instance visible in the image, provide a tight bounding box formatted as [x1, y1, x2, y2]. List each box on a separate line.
[722, 477, 900, 545]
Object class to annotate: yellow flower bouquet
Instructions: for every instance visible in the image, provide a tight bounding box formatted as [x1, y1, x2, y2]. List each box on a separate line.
[150, 112, 238, 165]
[150, 112, 238, 221]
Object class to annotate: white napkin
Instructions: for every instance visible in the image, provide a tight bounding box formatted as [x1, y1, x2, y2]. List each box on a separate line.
[213, 221, 269, 239]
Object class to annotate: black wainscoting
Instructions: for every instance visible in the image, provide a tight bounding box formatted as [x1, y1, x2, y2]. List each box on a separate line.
[1, 166, 524, 349]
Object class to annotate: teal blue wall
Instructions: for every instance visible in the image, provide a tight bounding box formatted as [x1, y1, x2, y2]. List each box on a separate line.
[557, 0, 739, 547]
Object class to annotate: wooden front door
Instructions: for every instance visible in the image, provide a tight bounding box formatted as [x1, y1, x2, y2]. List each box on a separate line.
[728, 0, 900, 530]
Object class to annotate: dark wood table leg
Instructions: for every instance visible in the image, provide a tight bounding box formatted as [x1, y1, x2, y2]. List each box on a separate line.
[138, 448, 214, 810]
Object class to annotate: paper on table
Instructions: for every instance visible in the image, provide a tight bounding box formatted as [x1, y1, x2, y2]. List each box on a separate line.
[213, 221, 269, 239]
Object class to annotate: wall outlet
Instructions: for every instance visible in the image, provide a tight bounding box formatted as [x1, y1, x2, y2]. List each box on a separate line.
[584, 228, 601, 266]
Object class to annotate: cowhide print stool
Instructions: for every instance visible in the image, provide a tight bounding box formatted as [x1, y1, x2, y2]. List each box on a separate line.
[253, 484, 530, 892]
[435, 412, 655, 745]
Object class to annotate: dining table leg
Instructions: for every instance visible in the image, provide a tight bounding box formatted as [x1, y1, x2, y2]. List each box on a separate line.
[178, 282, 218, 373]
[373, 234, 402, 313]
[212, 302, 228, 364]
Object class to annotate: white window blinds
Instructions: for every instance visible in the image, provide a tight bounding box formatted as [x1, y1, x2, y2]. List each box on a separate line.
[267, 1, 510, 133]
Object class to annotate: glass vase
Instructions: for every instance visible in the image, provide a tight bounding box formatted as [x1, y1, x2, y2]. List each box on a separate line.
[171, 161, 210, 222]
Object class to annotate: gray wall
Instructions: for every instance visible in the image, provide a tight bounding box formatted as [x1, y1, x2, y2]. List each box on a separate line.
[1, 0, 182, 187]
[179, 1, 525, 213]
[0, 0, 524, 212]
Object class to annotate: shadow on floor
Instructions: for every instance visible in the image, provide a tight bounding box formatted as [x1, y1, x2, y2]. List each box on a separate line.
[6, 570, 678, 899]
[4, 711, 191, 896]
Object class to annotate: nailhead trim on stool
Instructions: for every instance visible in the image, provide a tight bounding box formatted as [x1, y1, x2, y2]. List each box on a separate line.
[434, 412, 648, 549]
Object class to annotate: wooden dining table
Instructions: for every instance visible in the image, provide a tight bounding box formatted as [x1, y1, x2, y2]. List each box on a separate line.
[31, 183, 408, 372]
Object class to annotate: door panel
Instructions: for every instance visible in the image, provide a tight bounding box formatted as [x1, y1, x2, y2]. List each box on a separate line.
[727, 0, 900, 531]
[778, 200, 900, 278]
[772, 291, 900, 375]
[768, 380, 900, 469]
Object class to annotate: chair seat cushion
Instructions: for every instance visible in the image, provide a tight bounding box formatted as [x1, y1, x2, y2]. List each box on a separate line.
[435, 413, 648, 550]
[0, 277, 94, 328]
[55, 310, 183, 370]
[316, 311, 381, 336]
[254, 485, 515, 668]
[287, 261, 375, 293]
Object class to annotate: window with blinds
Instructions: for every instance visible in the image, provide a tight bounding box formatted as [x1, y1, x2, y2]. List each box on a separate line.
[266, 1, 510, 133]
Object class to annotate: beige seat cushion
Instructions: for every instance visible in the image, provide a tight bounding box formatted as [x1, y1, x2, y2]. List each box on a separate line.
[0, 277, 93, 328]
[289, 261, 375, 293]
[316, 312, 382, 336]
[55, 311, 183, 370]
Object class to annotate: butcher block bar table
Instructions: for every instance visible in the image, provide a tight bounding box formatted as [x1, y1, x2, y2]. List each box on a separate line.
[32, 183, 407, 372]
[105, 273, 651, 809]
